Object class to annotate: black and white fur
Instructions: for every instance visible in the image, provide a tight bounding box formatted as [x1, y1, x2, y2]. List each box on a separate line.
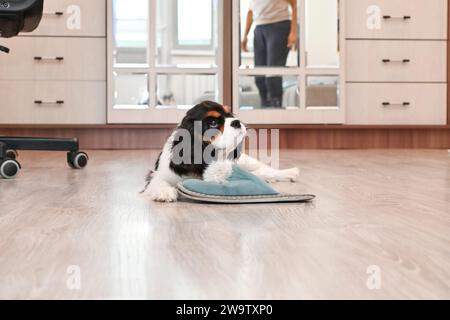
[142, 101, 299, 202]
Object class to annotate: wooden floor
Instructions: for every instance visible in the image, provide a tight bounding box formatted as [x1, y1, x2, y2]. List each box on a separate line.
[0, 150, 449, 300]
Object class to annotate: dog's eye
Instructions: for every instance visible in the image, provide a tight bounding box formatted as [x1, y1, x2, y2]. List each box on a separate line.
[210, 120, 219, 128]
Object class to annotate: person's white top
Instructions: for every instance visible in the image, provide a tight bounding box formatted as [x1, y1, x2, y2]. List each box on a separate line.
[250, 0, 291, 26]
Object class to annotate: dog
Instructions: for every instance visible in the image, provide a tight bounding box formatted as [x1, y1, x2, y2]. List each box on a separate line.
[142, 101, 299, 202]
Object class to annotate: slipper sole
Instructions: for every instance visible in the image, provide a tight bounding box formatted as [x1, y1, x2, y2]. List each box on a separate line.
[177, 183, 316, 204]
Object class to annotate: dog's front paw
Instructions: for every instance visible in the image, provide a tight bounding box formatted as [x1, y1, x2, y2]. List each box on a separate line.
[150, 186, 178, 202]
[267, 167, 300, 183]
[284, 167, 300, 182]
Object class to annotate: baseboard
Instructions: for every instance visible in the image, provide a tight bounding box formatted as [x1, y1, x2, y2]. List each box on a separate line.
[1, 127, 449, 149]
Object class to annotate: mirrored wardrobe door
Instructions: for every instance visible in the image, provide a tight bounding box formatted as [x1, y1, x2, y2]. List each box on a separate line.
[232, 0, 346, 124]
[301, 0, 345, 124]
[108, 0, 223, 124]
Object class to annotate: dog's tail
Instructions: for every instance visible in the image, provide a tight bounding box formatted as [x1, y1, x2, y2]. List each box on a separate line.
[140, 152, 162, 194]
[140, 170, 154, 194]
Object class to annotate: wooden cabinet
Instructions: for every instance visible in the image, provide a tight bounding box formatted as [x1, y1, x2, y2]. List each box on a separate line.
[0, 0, 107, 125]
[0, 0, 448, 127]
[346, 0, 448, 125]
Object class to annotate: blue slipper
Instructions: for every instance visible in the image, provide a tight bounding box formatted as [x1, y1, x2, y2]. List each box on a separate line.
[177, 165, 315, 204]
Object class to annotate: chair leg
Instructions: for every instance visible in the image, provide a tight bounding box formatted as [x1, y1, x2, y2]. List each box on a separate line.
[0, 141, 21, 179]
[0, 141, 6, 159]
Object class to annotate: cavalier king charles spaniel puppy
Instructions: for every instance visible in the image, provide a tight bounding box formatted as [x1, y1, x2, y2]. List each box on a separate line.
[142, 101, 299, 202]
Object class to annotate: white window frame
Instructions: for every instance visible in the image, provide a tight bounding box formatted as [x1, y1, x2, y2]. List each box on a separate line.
[232, 0, 346, 124]
[107, 0, 224, 124]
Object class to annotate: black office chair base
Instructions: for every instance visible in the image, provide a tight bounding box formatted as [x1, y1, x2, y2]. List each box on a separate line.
[0, 137, 89, 179]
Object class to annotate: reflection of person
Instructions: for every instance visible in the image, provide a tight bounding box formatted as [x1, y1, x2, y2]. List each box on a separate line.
[242, 0, 297, 108]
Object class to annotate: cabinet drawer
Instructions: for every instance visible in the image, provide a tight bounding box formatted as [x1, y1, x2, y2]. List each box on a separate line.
[0, 37, 106, 81]
[346, 0, 448, 40]
[346, 40, 447, 82]
[347, 83, 447, 125]
[28, 0, 106, 37]
[0, 81, 106, 124]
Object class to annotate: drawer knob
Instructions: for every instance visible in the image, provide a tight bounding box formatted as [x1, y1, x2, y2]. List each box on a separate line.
[382, 102, 411, 107]
[34, 56, 64, 61]
[383, 15, 411, 20]
[34, 100, 65, 105]
[382, 59, 410, 63]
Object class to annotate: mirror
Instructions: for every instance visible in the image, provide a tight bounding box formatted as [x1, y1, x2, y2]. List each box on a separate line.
[113, 72, 149, 108]
[239, 0, 299, 69]
[156, 74, 218, 108]
[239, 75, 299, 110]
[157, 0, 218, 67]
[112, 0, 149, 65]
[237, 0, 340, 111]
[306, 76, 339, 109]
[305, 0, 339, 68]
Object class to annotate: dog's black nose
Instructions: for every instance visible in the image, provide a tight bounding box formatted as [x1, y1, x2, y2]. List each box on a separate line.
[230, 120, 241, 129]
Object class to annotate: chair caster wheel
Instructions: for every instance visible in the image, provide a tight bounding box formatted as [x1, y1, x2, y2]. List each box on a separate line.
[0, 159, 21, 179]
[67, 151, 89, 169]
[6, 149, 18, 160]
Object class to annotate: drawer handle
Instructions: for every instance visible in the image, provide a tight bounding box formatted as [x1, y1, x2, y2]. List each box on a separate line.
[382, 59, 411, 63]
[34, 100, 65, 105]
[0, 45, 9, 54]
[34, 56, 64, 61]
[44, 11, 64, 17]
[383, 15, 411, 20]
[382, 102, 411, 107]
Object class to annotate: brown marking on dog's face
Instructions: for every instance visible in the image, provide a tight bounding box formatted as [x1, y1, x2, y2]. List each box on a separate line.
[206, 110, 222, 119]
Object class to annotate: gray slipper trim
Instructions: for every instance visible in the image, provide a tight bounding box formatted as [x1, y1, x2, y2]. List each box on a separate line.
[177, 183, 316, 204]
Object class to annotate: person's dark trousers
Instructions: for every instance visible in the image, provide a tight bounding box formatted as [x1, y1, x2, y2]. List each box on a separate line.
[254, 20, 291, 108]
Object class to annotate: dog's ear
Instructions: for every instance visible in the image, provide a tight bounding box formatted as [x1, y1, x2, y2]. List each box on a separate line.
[179, 115, 194, 136]
[223, 105, 231, 114]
